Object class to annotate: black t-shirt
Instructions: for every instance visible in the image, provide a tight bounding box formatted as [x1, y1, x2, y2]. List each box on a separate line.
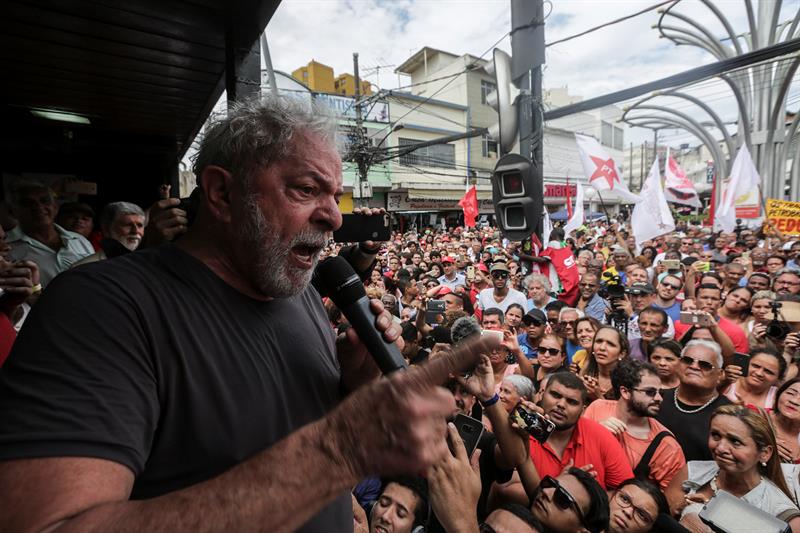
[656, 388, 731, 462]
[0, 244, 349, 531]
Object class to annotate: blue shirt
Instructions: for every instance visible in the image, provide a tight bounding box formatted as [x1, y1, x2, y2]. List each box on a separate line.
[656, 301, 682, 323]
[583, 294, 609, 322]
[518, 332, 538, 359]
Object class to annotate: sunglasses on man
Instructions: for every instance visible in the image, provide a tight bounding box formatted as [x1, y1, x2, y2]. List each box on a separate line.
[536, 476, 588, 528]
[679, 355, 716, 372]
[491, 271, 509, 279]
[536, 346, 561, 356]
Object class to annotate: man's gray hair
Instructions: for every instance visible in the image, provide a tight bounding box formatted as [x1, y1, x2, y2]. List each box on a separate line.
[558, 307, 585, 321]
[682, 339, 723, 368]
[775, 267, 800, 279]
[100, 201, 145, 233]
[504, 374, 535, 401]
[752, 290, 776, 302]
[192, 96, 339, 191]
[524, 273, 551, 293]
[8, 180, 55, 207]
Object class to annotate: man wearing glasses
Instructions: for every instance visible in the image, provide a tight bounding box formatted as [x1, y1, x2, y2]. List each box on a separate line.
[476, 263, 527, 314]
[584, 359, 685, 491]
[654, 274, 683, 322]
[575, 272, 607, 322]
[774, 267, 800, 296]
[529, 469, 610, 533]
[656, 340, 731, 461]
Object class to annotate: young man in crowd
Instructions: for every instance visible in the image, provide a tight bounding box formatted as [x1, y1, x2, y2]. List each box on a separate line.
[654, 274, 683, 322]
[369, 477, 429, 533]
[477, 263, 527, 314]
[628, 306, 670, 362]
[583, 358, 685, 491]
[438, 255, 465, 290]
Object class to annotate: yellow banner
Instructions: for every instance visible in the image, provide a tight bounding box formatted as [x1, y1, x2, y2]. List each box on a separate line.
[766, 198, 800, 235]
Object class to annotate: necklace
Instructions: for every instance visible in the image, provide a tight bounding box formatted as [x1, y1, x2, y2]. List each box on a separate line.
[710, 471, 761, 497]
[673, 390, 718, 414]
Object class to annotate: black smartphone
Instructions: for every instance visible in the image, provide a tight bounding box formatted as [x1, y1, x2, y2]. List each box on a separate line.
[452, 413, 484, 458]
[426, 299, 446, 325]
[731, 352, 750, 377]
[505, 352, 517, 364]
[333, 213, 391, 243]
[510, 402, 555, 443]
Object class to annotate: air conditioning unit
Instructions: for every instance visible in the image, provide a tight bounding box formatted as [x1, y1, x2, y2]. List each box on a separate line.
[352, 181, 373, 199]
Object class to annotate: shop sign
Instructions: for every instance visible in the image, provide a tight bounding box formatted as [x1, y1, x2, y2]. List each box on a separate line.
[387, 192, 494, 213]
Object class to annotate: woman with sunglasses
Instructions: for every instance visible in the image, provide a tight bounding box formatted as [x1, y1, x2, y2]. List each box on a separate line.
[608, 478, 668, 533]
[570, 316, 601, 372]
[769, 378, 800, 464]
[721, 347, 785, 411]
[530, 333, 567, 391]
[666, 405, 800, 531]
[646, 339, 682, 390]
[717, 286, 754, 329]
[580, 326, 630, 402]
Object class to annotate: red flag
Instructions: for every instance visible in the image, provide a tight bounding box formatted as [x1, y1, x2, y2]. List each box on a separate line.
[565, 176, 574, 219]
[459, 185, 479, 227]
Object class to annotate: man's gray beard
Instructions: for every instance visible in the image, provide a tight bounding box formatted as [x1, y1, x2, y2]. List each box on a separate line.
[111, 231, 141, 252]
[242, 195, 328, 299]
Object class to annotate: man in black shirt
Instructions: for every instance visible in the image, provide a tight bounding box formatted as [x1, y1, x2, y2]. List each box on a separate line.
[0, 97, 497, 532]
[656, 339, 731, 461]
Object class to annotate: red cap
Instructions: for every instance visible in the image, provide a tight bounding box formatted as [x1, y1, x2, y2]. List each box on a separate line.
[476, 263, 489, 273]
[442, 256, 456, 263]
[436, 286, 453, 296]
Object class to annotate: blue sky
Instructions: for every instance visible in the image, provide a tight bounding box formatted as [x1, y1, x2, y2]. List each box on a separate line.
[266, 0, 800, 146]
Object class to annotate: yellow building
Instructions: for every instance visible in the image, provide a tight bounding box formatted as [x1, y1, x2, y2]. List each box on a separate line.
[334, 73, 371, 97]
[291, 60, 335, 94]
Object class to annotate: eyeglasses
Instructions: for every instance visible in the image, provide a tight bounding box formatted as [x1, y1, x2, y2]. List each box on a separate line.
[492, 272, 509, 279]
[615, 490, 655, 525]
[660, 281, 681, 290]
[538, 476, 588, 528]
[537, 346, 561, 356]
[679, 355, 716, 372]
[631, 387, 661, 398]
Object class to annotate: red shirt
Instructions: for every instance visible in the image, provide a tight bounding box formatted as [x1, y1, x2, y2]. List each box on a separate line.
[529, 416, 634, 490]
[674, 315, 749, 353]
[0, 314, 16, 367]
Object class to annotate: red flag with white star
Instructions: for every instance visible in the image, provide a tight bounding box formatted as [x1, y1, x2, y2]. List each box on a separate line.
[574, 133, 640, 203]
[459, 185, 479, 227]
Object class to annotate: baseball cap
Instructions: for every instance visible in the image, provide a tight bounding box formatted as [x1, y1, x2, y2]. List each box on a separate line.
[522, 309, 547, 325]
[628, 282, 654, 295]
[441, 256, 456, 264]
[476, 263, 489, 273]
[490, 262, 510, 273]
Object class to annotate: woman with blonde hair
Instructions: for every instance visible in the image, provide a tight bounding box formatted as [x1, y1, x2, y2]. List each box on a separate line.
[666, 404, 800, 531]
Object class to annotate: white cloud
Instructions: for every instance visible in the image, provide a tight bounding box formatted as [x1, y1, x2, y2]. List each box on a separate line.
[266, 0, 800, 145]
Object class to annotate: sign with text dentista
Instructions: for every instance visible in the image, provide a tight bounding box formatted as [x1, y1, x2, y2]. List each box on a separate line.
[766, 198, 800, 235]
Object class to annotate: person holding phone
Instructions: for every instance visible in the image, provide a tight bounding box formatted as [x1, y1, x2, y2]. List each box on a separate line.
[722, 348, 786, 411]
[666, 405, 800, 531]
[580, 326, 630, 402]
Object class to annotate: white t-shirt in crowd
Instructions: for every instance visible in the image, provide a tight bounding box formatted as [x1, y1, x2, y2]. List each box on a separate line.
[477, 287, 527, 313]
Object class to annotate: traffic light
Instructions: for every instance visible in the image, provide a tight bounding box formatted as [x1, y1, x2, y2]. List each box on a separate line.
[484, 48, 520, 155]
[491, 153, 539, 240]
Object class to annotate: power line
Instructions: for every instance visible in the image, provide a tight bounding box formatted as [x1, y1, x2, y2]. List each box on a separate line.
[546, 0, 681, 48]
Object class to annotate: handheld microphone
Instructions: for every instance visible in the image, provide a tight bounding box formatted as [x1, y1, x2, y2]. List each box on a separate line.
[316, 256, 408, 375]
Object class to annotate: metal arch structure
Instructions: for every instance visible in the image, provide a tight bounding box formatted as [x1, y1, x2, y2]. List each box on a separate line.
[623, 0, 800, 206]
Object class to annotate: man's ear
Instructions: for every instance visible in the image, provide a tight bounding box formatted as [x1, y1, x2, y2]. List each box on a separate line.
[200, 165, 235, 223]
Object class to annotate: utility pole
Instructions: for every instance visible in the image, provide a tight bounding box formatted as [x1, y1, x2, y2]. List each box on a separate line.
[352, 52, 369, 207]
[510, 0, 545, 238]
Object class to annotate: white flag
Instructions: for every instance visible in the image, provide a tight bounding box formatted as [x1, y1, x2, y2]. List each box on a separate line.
[715, 144, 761, 233]
[632, 159, 675, 246]
[664, 148, 701, 208]
[574, 133, 641, 203]
[542, 208, 553, 245]
[563, 182, 585, 237]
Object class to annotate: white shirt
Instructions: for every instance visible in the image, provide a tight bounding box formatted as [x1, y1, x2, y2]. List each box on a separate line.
[477, 287, 527, 313]
[6, 224, 94, 287]
[437, 272, 466, 291]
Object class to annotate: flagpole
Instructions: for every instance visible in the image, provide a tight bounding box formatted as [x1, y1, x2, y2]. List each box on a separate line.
[595, 190, 612, 222]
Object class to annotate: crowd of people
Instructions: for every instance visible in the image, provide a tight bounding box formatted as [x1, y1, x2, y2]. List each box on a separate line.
[1, 96, 800, 532]
[333, 213, 800, 532]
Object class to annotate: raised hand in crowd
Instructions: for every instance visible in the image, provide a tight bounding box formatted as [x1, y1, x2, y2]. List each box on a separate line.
[427, 423, 483, 533]
[0, 259, 40, 314]
[142, 185, 188, 247]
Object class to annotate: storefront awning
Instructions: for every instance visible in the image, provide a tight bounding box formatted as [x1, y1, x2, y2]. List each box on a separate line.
[406, 188, 493, 200]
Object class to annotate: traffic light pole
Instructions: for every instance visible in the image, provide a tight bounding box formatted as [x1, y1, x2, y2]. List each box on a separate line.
[511, 0, 545, 239]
